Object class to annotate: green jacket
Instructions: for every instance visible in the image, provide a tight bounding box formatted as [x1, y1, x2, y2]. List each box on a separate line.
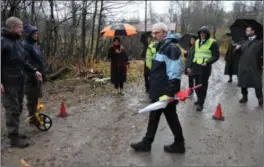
[145, 41, 156, 70]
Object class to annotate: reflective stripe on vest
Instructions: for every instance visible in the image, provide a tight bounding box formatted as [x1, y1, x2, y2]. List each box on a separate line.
[146, 41, 156, 69]
[193, 38, 215, 64]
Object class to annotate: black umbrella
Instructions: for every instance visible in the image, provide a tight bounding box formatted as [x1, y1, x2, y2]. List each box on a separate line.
[229, 19, 263, 41]
[140, 31, 152, 47]
[178, 33, 198, 50]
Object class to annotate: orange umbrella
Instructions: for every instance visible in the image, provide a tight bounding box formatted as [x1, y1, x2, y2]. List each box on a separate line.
[100, 23, 137, 37]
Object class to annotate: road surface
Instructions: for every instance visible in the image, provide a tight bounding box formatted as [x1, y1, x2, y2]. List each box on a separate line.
[1, 58, 263, 166]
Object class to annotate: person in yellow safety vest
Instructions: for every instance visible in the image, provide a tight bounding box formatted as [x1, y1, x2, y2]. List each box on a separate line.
[185, 26, 220, 111]
[144, 36, 156, 93]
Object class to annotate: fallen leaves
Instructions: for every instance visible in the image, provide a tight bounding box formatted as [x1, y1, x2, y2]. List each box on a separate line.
[20, 159, 30, 166]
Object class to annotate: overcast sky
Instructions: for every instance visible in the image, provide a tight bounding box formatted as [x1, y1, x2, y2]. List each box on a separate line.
[113, 1, 235, 21]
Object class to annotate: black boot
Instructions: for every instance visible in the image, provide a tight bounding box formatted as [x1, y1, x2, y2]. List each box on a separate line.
[8, 133, 27, 139]
[130, 140, 151, 152]
[258, 98, 263, 106]
[196, 104, 204, 111]
[29, 115, 38, 125]
[228, 75, 232, 83]
[164, 141, 185, 154]
[194, 101, 199, 105]
[239, 95, 248, 103]
[9, 135, 29, 148]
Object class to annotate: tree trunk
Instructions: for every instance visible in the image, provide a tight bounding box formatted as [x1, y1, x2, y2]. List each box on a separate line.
[68, 0, 77, 59]
[90, 0, 98, 55]
[94, 0, 103, 60]
[30, 0, 35, 24]
[145, 0, 147, 32]
[81, 0, 88, 64]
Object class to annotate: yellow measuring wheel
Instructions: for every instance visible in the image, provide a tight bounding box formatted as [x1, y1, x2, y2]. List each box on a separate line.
[25, 98, 52, 131]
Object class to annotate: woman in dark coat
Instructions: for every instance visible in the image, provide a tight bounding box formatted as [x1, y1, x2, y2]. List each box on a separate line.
[224, 39, 241, 82]
[185, 34, 198, 95]
[108, 37, 129, 95]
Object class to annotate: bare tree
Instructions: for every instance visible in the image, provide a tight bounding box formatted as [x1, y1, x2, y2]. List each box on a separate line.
[148, 2, 156, 24]
[30, 0, 35, 24]
[81, 0, 88, 63]
[90, 0, 98, 55]
[94, 0, 104, 60]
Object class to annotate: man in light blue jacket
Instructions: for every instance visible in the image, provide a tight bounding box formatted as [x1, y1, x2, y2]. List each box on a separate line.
[130, 23, 185, 154]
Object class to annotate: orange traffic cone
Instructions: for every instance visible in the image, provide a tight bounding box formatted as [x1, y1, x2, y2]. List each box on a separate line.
[58, 102, 68, 118]
[212, 103, 225, 121]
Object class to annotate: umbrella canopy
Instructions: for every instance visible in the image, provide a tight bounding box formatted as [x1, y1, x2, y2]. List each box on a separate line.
[229, 19, 263, 41]
[100, 23, 137, 37]
[178, 33, 198, 50]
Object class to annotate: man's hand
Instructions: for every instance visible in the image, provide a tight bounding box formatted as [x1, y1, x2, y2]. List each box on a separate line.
[159, 95, 174, 102]
[236, 45, 241, 50]
[115, 49, 121, 54]
[201, 63, 207, 66]
[35, 71, 43, 82]
[187, 68, 192, 75]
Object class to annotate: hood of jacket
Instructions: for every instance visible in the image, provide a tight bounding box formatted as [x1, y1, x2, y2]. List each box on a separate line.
[24, 24, 38, 42]
[197, 26, 210, 39]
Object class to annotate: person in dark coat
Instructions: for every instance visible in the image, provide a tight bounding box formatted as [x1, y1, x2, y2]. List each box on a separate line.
[186, 26, 220, 111]
[224, 37, 240, 82]
[144, 35, 156, 93]
[23, 24, 46, 124]
[130, 23, 185, 154]
[235, 25, 263, 106]
[1, 17, 42, 148]
[185, 34, 198, 95]
[108, 37, 129, 95]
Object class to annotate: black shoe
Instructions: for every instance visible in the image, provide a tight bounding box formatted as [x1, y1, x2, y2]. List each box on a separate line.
[194, 101, 199, 105]
[8, 133, 27, 139]
[228, 79, 232, 83]
[9, 135, 29, 148]
[29, 115, 38, 125]
[196, 104, 203, 111]
[130, 141, 151, 152]
[164, 141, 185, 154]
[258, 98, 263, 106]
[239, 96, 248, 103]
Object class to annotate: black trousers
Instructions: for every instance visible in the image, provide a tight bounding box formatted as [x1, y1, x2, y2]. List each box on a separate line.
[144, 66, 150, 91]
[241, 87, 263, 99]
[188, 75, 195, 88]
[143, 101, 184, 144]
[193, 75, 210, 105]
[114, 82, 124, 89]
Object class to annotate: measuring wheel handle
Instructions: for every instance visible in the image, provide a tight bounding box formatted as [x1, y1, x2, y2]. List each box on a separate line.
[35, 113, 52, 131]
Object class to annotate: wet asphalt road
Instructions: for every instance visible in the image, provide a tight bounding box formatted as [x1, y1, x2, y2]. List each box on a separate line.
[1, 58, 263, 166]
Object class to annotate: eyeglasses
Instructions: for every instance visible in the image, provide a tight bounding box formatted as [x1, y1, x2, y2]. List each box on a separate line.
[152, 31, 161, 36]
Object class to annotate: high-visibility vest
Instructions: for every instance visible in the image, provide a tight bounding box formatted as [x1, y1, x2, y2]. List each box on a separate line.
[193, 38, 215, 64]
[146, 41, 156, 69]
